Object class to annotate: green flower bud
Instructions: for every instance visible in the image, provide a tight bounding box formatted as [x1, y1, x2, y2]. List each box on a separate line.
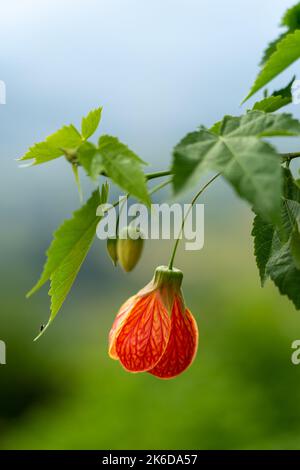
[106, 238, 118, 266]
[117, 226, 144, 272]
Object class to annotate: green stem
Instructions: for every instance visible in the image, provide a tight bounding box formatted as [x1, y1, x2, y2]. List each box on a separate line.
[146, 170, 172, 180]
[281, 152, 300, 163]
[72, 164, 83, 203]
[106, 177, 172, 214]
[168, 173, 220, 270]
[149, 177, 172, 195]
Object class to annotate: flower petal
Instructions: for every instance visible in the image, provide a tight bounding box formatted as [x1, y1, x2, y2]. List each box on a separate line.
[109, 296, 137, 360]
[115, 292, 171, 372]
[148, 297, 198, 379]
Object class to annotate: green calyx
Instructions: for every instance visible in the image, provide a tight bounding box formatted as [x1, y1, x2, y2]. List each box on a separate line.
[153, 265, 183, 291]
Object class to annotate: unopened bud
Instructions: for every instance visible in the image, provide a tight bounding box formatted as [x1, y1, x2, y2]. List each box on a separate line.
[107, 238, 118, 266]
[117, 226, 144, 272]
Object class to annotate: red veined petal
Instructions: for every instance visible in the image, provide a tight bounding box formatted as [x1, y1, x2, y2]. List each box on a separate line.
[109, 295, 137, 360]
[115, 292, 171, 372]
[148, 297, 198, 379]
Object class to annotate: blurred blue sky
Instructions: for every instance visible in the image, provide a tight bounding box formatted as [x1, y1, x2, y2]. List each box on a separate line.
[1, 0, 300, 211]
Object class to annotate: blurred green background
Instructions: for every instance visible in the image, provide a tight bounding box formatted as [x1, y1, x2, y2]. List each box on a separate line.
[2, 0, 300, 450]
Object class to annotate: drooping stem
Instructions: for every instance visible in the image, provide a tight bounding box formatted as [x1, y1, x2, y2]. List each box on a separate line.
[168, 173, 221, 270]
[149, 177, 173, 195]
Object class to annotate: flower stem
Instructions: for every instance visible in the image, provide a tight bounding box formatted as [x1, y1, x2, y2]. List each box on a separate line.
[168, 173, 221, 270]
[149, 178, 173, 195]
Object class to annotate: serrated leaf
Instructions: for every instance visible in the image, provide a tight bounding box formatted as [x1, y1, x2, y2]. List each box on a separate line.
[172, 111, 300, 224]
[253, 95, 290, 113]
[98, 135, 150, 205]
[260, 32, 287, 66]
[28, 188, 108, 339]
[77, 142, 104, 181]
[19, 124, 82, 165]
[19, 142, 62, 165]
[252, 169, 300, 308]
[209, 120, 222, 134]
[282, 3, 300, 30]
[260, 3, 300, 67]
[252, 214, 275, 285]
[290, 228, 300, 269]
[81, 107, 102, 140]
[266, 240, 300, 309]
[244, 30, 300, 102]
[252, 77, 295, 113]
[273, 76, 296, 99]
[46, 124, 82, 149]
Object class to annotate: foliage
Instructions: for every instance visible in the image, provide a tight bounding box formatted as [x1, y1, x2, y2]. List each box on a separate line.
[20, 2, 300, 336]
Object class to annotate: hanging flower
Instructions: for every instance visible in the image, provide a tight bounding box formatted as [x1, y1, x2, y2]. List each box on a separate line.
[109, 266, 198, 379]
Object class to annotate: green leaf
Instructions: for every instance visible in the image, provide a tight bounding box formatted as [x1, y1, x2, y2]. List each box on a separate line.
[46, 124, 82, 149]
[81, 107, 102, 140]
[173, 111, 300, 224]
[98, 135, 150, 205]
[28, 188, 108, 339]
[252, 214, 275, 285]
[252, 169, 300, 308]
[252, 77, 295, 113]
[273, 76, 296, 99]
[19, 124, 82, 165]
[19, 142, 62, 165]
[244, 30, 300, 102]
[290, 228, 300, 269]
[209, 120, 222, 134]
[282, 2, 300, 29]
[266, 240, 300, 309]
[260, 33, 287, 66]
[252, 95, 290, 113]
[77, 142, 104, 181]
[260, 3, 300, 67]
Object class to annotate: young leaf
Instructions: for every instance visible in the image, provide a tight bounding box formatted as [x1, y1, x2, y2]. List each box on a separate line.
[98, 135, 150, 205]
[173, 111, 300, 224]
[77, 142, 104, 181]
[19, 142, 62, 166]
[28, 188, 108, 339]
[46, 124, 82, 149]
[81, 107, 102, 140]
[19, 125, 82, 165]
[244, 30, 300, 102]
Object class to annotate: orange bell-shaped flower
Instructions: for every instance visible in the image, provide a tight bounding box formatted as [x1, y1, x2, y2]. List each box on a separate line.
[108, 266, 198, 379]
